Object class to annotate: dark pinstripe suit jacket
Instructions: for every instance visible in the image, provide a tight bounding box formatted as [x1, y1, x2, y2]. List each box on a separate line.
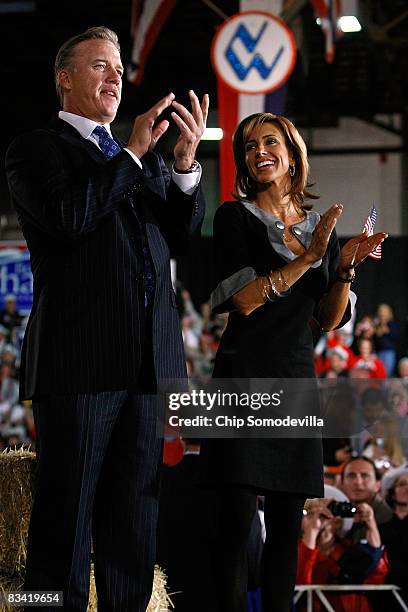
[5, 118, 205, 399]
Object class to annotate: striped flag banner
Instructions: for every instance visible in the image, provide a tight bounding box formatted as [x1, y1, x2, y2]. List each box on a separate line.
[127, 0, 176, 86]
[364, 205, 382, 260]
[213, 2, 295, 202]
[311, 0, 343, 63]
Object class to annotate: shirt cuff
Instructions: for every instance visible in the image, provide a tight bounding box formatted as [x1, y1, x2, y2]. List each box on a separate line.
[211, 266, 258, 312]
[123, 147, 143, 169]
[172, 163, 202, 195]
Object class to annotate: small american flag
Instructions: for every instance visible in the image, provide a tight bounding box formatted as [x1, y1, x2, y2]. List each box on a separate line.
[364, 206, 382, 260]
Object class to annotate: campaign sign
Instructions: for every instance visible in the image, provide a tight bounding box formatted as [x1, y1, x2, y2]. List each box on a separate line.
[0, 243, 33, 315]
[211, 10, 297, 94]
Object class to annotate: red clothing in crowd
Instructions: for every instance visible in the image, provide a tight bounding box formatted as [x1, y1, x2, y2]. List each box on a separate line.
[296, 539, 389, 612]
[351, 356, 387, 379]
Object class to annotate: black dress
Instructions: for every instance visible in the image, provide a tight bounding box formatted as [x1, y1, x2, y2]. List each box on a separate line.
[200, 200, 352, 498]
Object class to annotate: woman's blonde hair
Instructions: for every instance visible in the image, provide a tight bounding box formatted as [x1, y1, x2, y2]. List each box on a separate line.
[232, 113, 318, 210]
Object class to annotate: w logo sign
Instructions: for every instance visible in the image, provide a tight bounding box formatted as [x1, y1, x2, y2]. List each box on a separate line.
[212, 11, 296, 94]
[225, 22, 284, 81]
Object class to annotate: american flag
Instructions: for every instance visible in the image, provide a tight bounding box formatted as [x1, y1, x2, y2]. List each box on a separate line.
[364, 206, 382, 260]
[127, 0, 176, 86]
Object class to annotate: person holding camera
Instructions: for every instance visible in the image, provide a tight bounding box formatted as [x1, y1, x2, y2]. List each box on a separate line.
[341, 457, 393, 544]
[298, 487, 389, 611]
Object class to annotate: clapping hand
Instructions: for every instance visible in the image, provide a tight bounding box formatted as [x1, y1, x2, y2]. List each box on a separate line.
[305, 204, 343, 263]
[127, 93, 175, 158]
[172, 90, 209, 171]
[127, 90, 209, 163]
[339, 229, 388, 272]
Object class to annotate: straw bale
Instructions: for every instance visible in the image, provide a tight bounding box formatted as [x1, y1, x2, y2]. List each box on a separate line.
[0, 574, 24, 612]
[0, 450, 172, 611]
[0, 567, 171, 612]
[0, 450, 36, 576]
[87, 565, 172, 611]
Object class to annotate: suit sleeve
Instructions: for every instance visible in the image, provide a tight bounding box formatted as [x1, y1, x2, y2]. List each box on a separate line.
[141, 152, 205, 256]
[210, 202, 258, 314]
[6, 130, 150, 239]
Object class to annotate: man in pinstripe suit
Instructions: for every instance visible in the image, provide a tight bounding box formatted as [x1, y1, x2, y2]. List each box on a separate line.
[5, 26, 208, 611]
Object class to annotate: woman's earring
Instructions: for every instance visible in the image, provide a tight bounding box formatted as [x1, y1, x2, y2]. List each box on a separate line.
[289, 164, 295, 177]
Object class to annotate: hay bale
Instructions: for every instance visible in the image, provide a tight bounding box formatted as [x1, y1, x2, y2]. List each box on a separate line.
[0, 567, 171, 612]
[87, 565, 173, 612]
[0, 449, 36, 576]
[0, 574, 24, 612]
[147, 566, 174, 612]
[0, 450, 172, 611]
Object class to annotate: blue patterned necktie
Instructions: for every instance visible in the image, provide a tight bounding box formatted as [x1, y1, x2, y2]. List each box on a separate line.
[92, 125, 122, 159]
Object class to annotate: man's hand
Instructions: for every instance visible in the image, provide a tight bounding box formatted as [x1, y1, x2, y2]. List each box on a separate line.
[127, 93, 175, 158]
[354, 502, 375, 526]
[354, 502, 381, 547]
[172, 90, 209, 171]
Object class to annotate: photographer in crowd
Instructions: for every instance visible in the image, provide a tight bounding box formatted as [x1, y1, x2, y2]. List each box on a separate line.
[298, 486, 389, 611]
[340, 457, 393, 543]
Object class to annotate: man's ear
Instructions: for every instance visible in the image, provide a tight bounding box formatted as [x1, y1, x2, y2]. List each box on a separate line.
[58, 70, 72, 95]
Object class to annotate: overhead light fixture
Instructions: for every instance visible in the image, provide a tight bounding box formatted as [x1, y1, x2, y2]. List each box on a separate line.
[316, 16, 361, 33]
[338, 16, 362, 32]
[201, 128, 223, 141]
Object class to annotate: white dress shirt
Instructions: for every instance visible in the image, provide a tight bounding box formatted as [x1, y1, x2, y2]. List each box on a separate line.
[58, 111, 201, 195]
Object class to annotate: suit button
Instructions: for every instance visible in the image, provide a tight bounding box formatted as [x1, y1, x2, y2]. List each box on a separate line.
[132, 182, 142, 193]
[135, 272, 144, 281]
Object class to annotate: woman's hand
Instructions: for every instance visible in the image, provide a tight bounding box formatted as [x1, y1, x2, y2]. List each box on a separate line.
[302, 499, 334, 549]
[304, 204, 343, 264]
[339, 230, 388, 273]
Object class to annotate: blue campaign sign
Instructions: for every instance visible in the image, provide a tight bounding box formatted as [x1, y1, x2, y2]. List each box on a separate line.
[0, 244, 33, 315]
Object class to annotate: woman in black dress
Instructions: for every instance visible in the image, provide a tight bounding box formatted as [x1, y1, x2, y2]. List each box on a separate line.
[201, 113, 387, 612]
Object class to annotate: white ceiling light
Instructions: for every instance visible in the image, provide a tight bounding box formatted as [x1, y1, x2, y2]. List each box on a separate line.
[339, 16, 362, 32]
[201, 128, 224, 141]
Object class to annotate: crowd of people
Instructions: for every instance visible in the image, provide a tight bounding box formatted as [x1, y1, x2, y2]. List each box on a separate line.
[1, 289, 408, 610]
[158, 290, 408, 610]
[0, 294, 33, 451]
[1, 291, 407, 460]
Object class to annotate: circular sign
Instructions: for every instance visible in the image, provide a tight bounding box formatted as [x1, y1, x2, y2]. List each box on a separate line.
[211, 10, 297, 95]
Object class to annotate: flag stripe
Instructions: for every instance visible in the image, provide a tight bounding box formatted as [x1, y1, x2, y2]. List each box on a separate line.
[311, 0, 343, 63]
[363, 205, 382, 260]
[127, 0, 176, 85]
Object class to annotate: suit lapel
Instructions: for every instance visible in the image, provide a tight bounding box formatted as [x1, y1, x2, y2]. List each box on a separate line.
[49, 116, 108, 164]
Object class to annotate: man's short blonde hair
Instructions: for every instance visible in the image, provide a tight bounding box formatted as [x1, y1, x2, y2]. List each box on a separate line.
[54, 26, 120, 105]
